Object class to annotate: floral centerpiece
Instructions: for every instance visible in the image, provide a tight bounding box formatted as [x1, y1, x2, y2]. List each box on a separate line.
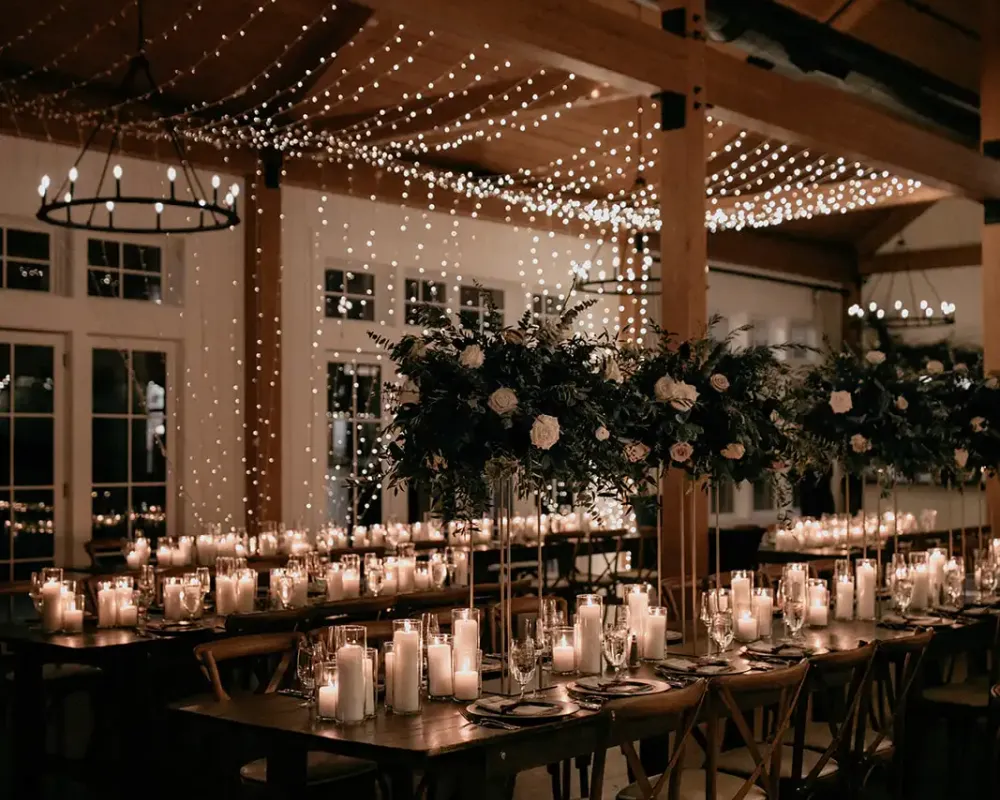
[931, 363, 1000, 482]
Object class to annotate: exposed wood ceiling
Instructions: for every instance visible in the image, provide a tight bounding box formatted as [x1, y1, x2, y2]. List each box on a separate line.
[0, 0, 986, 279]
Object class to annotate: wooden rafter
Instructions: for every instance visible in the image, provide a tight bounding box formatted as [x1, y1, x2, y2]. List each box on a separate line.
[852, 200, 936, 256]
[859, 244, 981, 275]
[707, 230, 854, 284]
[826, 0, 884, 31]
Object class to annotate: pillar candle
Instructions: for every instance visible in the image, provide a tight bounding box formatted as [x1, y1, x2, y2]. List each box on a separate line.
[163, 582, 183, 622]
[342, 569, 361, 599]
[576, 603, 602, 675]
[453, 618, 478, 654]
[97, 587, 118, 628]
[856, 563, 876, 620]
[327, 568, 344, 601]
[731, 576, 751, 611]
[40, 580, 64, 633]
[427, 641, 453, 696]
[236, 572, 256, 613]
[642, 613, 667, 660]
[318, 681, 338, 718]
[292, 575, 308, 607]
[392, 628, 421, 713]
[735, 610, 758, 641]
[382, 568, 398, 596]
[835, 578, 854, 620]
[337, 644, 366, 723]
[397, 559, 415, 593]
[753, 593, 773, 637]
[808, 602, 828, 627]
[62, 607, 84, 633]
[910, 565, 930, 610]
[626, 589, 649, 654]
[117, 603, 138, 627]
[414, 569, 430, 591]
[928, 550, 947, 606]
[453, 668, 479, 701]
[216, 575, 237, 616]
[125, 550, 141, 570]
[553, 643, 576, 672]
[364, 654, 375, 717]
[454, 552, 469, 587]
[157, 544, 172, 566]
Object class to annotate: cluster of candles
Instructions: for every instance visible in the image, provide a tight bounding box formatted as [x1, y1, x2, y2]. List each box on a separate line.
[123, 536, 151, 569]
[707, 574, 775, 643]
[36, 568, 85, 634]
[773, 510, 936, 552]
[96, 576, 139, 628]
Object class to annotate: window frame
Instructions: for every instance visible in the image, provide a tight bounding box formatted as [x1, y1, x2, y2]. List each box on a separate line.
[404, 275, 449, 328]
[531, 292, 561, 322]
[85, 236, 166, 304]
[0, 217, 64, 295]
[458, 284, 504, 331]
[323, 264, 376, 322]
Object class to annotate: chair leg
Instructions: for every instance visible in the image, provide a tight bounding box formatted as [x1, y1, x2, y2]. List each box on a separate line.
[561, 759, 572, 800]
[576, 754, 591, 798]
[546, 762, 561, 800]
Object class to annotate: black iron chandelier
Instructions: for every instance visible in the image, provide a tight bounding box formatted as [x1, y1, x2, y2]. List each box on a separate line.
[35, 0, 239, 235]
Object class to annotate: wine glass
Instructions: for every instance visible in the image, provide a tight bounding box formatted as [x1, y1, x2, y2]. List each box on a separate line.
[275, 575, 294, 610]
[430, 555, 448, 590]
[975, 549, 998, 599]
[29, 572, 43, 613]
[509, 637, 537, 703]
[602, 621, 630, 680]
[894, 567, 914, 615]
[180, 582, 203, 621]
[945, 562, 964, 608]
[710, 610, 734, 655]
[296, 639, 320, 706]
[196, 567, 211, 603]
[367, 564, 385, 597]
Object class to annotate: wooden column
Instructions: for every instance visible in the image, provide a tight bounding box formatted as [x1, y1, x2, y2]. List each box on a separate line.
[658, 2, 709, 592]
[983, 0, 1000, 536]
[243, 159, 283, 533]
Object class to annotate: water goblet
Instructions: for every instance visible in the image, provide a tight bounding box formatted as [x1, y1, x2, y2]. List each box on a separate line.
[180, 581, 203, 621]
[710, 609, 735, 654]
[196, 567, 211, 601]
[509, 637, 537, 703]
[367, 564, 385, 597]
[275, 574, 294, 610]
[602, 622, 630, 680]
[894, 568, 914, 616]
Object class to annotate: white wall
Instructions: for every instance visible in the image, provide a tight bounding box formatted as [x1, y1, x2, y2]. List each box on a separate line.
[0, 134, 244, 567]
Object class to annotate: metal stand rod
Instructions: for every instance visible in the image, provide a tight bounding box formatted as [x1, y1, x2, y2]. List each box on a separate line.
[893, 483, 899, 554]
[980, 474, 986, 553]
[960, 483, 966, 564]
[690, 481, 698, 651]
[676, 470, 685, 641]
[862, 474, 868, 560]
[875, 483, 882, 617]
[537, 494, 544, 607]
[948, 480, 954, 558]
[713, 478, 721, 593]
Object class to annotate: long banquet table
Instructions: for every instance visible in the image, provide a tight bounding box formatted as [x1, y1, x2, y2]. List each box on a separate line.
[170, 609, 995, 799]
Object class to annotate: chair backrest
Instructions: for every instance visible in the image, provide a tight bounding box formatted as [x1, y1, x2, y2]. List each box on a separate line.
[194, 631, 304, 702]
[865, 630, 934, 757]
[990, 683, 1000, 796]
[488, 595, 568, 652]
[589, 680, 708, 800]
[312, 619, 394, 651]
[224, 606, 304, 636]
[790, 642, 878, 788]
[705, 660, 810, 800]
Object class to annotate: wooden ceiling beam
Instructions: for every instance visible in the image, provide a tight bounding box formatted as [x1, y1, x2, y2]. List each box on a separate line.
[706, 229, 855, 285]
[826, 0, 884, 31]
[852, 200, 936, 256]
[859, 244, 981, 275]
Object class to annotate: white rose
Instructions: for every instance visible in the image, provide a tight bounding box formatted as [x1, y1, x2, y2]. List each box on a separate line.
[530, 414, 560, 450]
[670, 442, 694, 463]
[459, 344, 484, 369]
[865, 350, 886, 365]
[987, 376, 999, 390]
[397, 380, 420, 406]
[603, 358, 623, 384]
[655, 376, 698, 410]
[595, 426, 610, 441]
[850, 434, 871, 454]
[955, 448, 969, 468]
[972, 416, 986, 433]
[488, 387, 518, 415]
[709, 373, 730, 392]
[721, 442, 745, 460]
[427, 454, 447, 471]
[926, 360, 944, 375]
[829, 390, 853, 415]
[895, 395, 909, 411]
[624, 442, 650, 463]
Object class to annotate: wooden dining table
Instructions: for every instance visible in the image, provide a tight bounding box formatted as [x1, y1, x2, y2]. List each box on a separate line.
[170, 609, 994, 799]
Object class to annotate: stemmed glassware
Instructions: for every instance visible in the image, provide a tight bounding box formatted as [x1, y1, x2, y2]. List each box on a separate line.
[710, 607, 734, 655]
[29, 572, 44, 613]
[180, 576, 203, 621]
[893, 564, 914, 615]
[275, 574, 294, 609]
[974, 549, 998, 600]
[296, 638, 323, 707]
[429, 553, 448, 590]
[944, 557, 965, 608]
[778, 580, 806, 639]
[700, 589, 730, 653]
[602, 609, 630, 680]
[196, 566, 211, 605]
[509, 637, 537, 703]
[367, 563, 385, 597]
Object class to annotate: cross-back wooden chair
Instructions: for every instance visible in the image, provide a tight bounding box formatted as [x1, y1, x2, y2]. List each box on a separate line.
[793, 642, 879, 797]
[588, 679, 707, 800]
[193, 632, 377, 796]
[989, 683, 1000, 795]
[708, 660, 810, 799]
[861, 630, 934, 796]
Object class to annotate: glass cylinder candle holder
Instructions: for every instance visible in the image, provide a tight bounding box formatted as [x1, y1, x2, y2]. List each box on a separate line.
[451, 607, 481, 656]
[333, 625, 368, 724]
[325, 561, 344, 601]
[551, 626, 577, 674]
[162, 576, 184, 622]
[364, 647, 378, 719]
[452, 648, 481, 702]
[642, 606, 668, 660]
[414, 561, 431, 591]
[340, 554, 361, 599]
[390, 619, 423, 715]
[855, 558, 878, 620]
[429, 552, 448, 589]
[806, 578, 829, 627]
[734, 607, 759, 642]
[176, 535, 194, 566]
[575, 594, 604, 675]
[834, 558, 852, 584]
[908, 551, 930, 610]
[234, 568, 256, 613]
[834, 572, 855, 621]
[61, 592, 85, 633]
[96, 579, 119, 628]
[782, 563, 808, 603]
[397, 554, 416, 593]
[382, 641, 395, 712]
[729, 570, 754, 612]
[623, 584, 650, 655]
[383, 557, 399, 596]
[39, 567, 65, 633]
[751, 588, 774, 637]
[426, 633, 454, 699]
[156, 536, 176, 566]
[928, 547, 948, 607]
[117, 589, 139, 628]
[315, 659, 339, 722]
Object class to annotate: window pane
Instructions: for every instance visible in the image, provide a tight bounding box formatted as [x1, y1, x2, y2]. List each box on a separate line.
[325, 295, 346, 319]
[404, 279, 419, 301]
[92, 418, 128, 484]
[459, 309, 480, 330]
[92, 486, 128, 541]
[325, 269, 346, 292]
[132, 418, 166, 483]
[13, 344, 54, 413]
[93, 349, 129, 414]
[532, 295, 543, 314]
[132, 351, 167, 415]
[0, 343, 9, 412]
[123, 273, 161, 302]
[422, 281, 445, 303]
[122, 243, 161, 273]
[14, 560, 52, 581]
[487, 288, 504, 309]
[88, 269, 120, 297]
[356, 422, 381, 479]
[12, 489, 54, 559]
[346, 298, 374, 321]
[346, 272, 374, 295]
[131, 485, 166, 542]
[6, 261, 49, 292]
[327, 364, 352, 415]
[0, 420, 8, 487]
[325, 476, 352, 527]
[460, 286, 479, 307]
[404, 303, 421, 326]
[355, 366, 381, 416]
[328, 418, 350, 471]
[7, 229, 49, 261]
[88, 239, 120, 268]
[753, 479, 774, 512]
[0, 493, 9, 561]
[13, 418, 53, 486]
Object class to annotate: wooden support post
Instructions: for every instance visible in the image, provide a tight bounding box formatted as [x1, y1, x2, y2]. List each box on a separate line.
[243, 157, 283, 533]
[658, 2, 709, 599]
[983, 0, 1000, 538]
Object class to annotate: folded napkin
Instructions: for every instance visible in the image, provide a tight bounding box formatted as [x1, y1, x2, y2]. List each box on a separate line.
[475, 697, 562, 717]
[659, 657, 731, 674]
